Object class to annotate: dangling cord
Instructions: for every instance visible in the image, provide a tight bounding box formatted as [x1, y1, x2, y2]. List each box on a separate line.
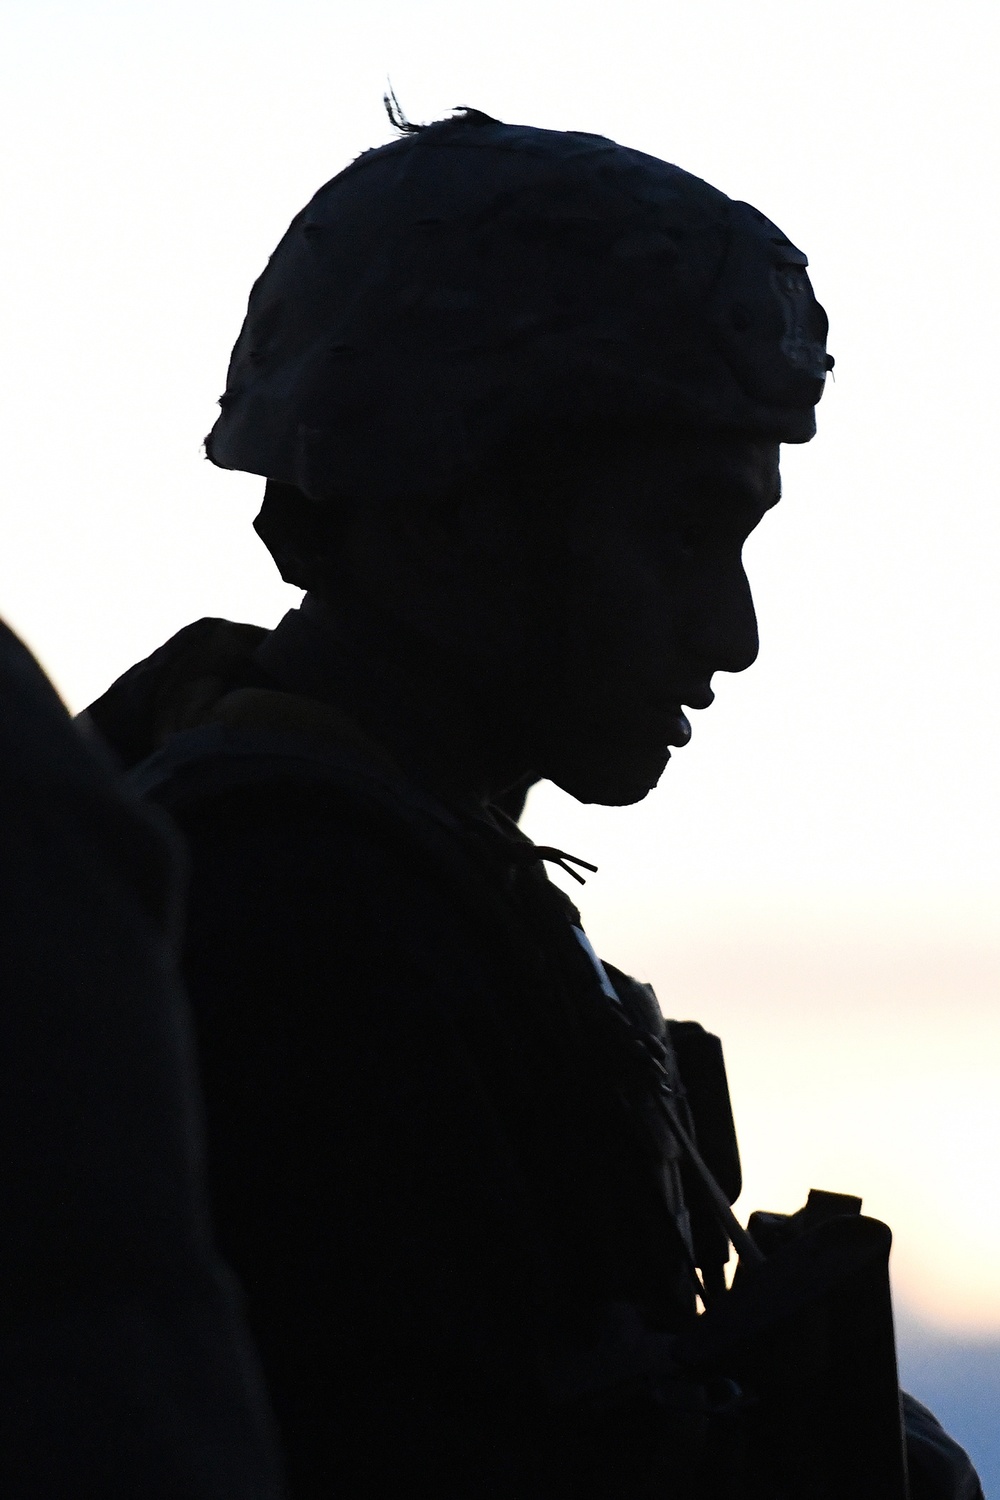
[507, 843, 599, 885]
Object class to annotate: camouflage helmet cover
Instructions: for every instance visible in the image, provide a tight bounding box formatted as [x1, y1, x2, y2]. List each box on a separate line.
[206, 110, 831, 504]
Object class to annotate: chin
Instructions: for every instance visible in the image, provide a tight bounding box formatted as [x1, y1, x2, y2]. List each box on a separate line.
[548, 745, 672, 807]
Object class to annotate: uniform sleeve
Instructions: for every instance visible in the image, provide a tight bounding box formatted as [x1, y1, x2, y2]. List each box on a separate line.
[903, 1393, 985, 1500]
[0, 621, 285, 1500]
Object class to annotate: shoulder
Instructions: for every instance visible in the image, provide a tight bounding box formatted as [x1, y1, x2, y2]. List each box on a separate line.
[141, 722, 506, 902]
[138, 725, 532, 1015]
[0, 619, 182, 936]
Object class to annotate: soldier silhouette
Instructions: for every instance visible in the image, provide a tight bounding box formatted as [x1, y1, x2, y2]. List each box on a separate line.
[84, 104, 981, 1498]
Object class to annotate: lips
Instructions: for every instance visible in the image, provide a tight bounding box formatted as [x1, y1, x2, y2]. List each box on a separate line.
[662, 683, 715, 747]
[663, 709, 692, 747]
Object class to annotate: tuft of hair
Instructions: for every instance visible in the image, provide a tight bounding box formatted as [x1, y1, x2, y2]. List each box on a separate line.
[383, 87, 500, 137]
[383, 85, 421, 135]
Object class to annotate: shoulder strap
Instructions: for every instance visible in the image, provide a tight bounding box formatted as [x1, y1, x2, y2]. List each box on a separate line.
[130, 721, 460, 832]
[599, 963, 756, 1300]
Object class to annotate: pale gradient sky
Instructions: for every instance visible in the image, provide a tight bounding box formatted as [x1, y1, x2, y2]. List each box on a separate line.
[1, 0, 998, 1332]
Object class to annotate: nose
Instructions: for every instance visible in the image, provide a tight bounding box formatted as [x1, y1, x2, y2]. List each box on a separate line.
[688, 563, 760, 676]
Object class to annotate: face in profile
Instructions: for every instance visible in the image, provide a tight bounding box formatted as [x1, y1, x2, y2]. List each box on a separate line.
[324, 423, 782, 812]
[504, 428, 782, 806]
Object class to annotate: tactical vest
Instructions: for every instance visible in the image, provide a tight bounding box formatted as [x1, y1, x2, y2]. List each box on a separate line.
[127, 687, 743, 1319]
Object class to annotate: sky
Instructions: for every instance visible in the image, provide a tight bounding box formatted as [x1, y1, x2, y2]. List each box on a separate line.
[1, 0, 997, 1409]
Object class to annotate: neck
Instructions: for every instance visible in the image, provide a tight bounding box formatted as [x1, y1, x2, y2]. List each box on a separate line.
[254, 592, 534, 814]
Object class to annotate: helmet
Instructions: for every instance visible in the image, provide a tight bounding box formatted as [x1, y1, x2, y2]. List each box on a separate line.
[207, 109, 831, 511]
